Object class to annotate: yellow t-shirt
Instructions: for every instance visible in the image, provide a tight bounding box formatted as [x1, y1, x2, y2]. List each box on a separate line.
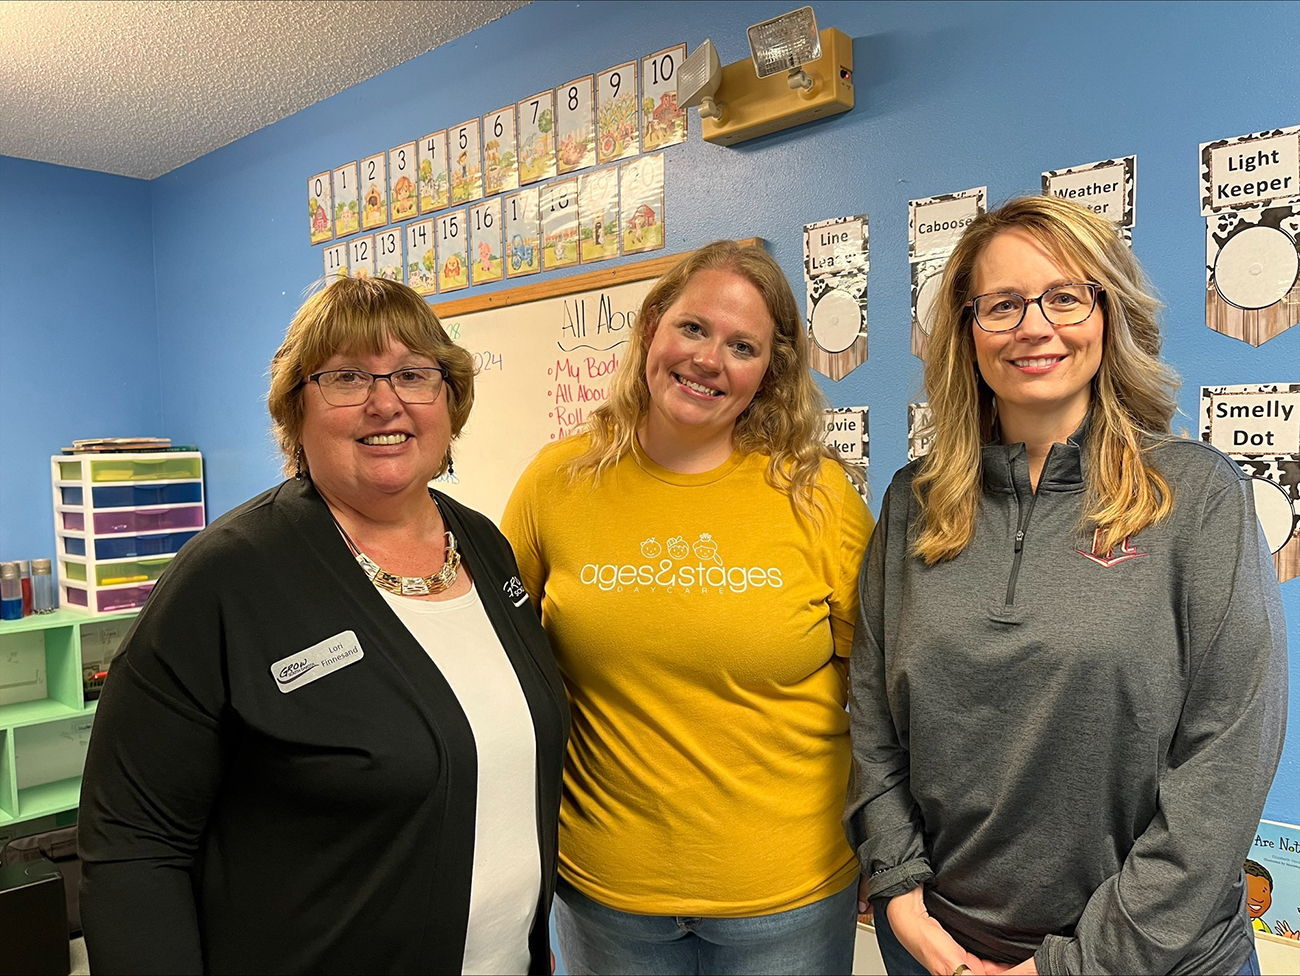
[502, 436, 874, 916]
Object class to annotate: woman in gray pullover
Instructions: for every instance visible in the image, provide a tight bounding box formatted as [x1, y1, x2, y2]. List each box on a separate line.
[845, 195, 1287, 976]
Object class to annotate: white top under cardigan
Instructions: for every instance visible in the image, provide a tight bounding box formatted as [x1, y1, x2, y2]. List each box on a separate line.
[381, 585, 541, 976]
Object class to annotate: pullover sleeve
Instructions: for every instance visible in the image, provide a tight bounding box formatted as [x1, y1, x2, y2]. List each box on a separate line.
[830, 474, 875, 659]
[1037, 475, 1288, 974]
[843, 485, 935, 900]
[77, 546, 233, 974]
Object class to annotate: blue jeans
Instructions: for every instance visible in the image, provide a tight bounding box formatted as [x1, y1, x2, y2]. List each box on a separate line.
[553, 877, 858, 975]
[873, 904, 1262, 976]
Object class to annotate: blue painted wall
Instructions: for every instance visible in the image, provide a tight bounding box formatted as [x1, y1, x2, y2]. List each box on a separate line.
[0, 156, 161, 558]
[5, 0, 1300, 834]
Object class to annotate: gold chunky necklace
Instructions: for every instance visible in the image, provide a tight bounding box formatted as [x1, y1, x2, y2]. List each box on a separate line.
[329, 499, 461, 597]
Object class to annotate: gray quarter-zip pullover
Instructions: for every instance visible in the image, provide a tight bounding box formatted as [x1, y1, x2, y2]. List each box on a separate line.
[844, 422, 1287, 974]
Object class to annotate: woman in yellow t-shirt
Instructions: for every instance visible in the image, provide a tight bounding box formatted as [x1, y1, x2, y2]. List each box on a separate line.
[502, 241, 873, 975]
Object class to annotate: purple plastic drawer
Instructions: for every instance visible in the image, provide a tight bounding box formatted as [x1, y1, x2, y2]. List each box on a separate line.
[92, 505, 204, 535]
[61, 511, 85, 531]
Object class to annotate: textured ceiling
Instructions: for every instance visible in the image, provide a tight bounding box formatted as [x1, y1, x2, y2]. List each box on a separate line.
[0, 0, 531, 179]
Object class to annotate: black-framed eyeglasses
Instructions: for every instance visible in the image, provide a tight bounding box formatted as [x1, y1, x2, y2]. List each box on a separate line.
[966, 283, 1104, 333]
[307, 367, 449, 406]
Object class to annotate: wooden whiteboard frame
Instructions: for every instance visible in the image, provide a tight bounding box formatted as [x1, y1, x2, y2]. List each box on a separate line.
[432, 238, 763, 318]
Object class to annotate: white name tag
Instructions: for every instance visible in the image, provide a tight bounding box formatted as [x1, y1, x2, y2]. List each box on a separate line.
[271, 631, 364, 694]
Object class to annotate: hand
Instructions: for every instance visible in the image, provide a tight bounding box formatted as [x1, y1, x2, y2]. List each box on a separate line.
[980, 955, 1037, 974]
[858, 873, 871, 915]
[1276, 919, 1300, 940]
[885, 887, 988, 975]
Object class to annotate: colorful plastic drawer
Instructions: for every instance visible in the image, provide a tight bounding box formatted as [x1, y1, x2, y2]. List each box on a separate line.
[92, 505, 204, 535]
[56, 460, 81, 481]
[94, 556, 172, 587]
[63, 581, 156, 614]
[91, 483, 202, 509]
[60, 511, 85, 531]
[61, 561, 87, 582]
[89, 456, 203, 483]
[62, 537, 86, 557]
[60, 487, 84, 506]
[93, 531, 198, 560]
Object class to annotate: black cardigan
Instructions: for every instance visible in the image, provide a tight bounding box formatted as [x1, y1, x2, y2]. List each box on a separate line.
[78, 478, 569, 974]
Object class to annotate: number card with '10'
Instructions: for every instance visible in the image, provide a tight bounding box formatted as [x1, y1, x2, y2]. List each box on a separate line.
[406, 219, 437, 296]
[437, 210, 469, 292]
[642, 45, 687, 151]
[542, 178, 579, 270]
[482, 106, 519, 197]
[469, 199, 504, 286]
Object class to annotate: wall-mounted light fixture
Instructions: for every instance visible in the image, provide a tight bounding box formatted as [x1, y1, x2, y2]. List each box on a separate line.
[678, 7, 854, 148]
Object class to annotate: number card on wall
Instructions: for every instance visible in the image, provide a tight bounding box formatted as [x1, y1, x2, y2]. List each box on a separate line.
[361, 154, 388, 231]
[375, 227, 403, 281]
[450, 120, 484, 205]
[323, 242, 348, 282]
[556, 76, 596, 175]
[1205, 203, 1300, 347]
[469, 199, 504, 286]
[542, 178, 579, 270]
[579, 167, 620, 263]
[1200, 126, 1300, 216]
[389, 142, 418, 223]
[333, 161, 360, 238]
[804, 214, 868, 381]
[504, 188, 541, 277]
[1042, 155, 1136, 228]
[642, 44, 687, 151]
[349, 234, 375, 278]
[437, 210, 469, 292]
[1201, 382, 1300, 583]
[518, 90, 557, 185]
[596, 61, 639, 164]
[620, 154, 664, 255]
[483, 106, 519, 197]
[418, 131, 449, 214]
[406, 219, 437, 296]
[308, 171, 333, 245]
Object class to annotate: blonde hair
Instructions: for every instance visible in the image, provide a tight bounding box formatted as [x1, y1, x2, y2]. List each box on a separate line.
[567, 240, 861, 517]
[913, 195, 1179, 564]
[267, 277, 474, 479]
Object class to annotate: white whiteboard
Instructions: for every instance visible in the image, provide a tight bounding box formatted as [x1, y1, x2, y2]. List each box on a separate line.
[434, 275, 658, 523]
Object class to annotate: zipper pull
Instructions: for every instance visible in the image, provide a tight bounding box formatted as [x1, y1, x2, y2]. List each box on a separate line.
[1014, 529, 1025, 553]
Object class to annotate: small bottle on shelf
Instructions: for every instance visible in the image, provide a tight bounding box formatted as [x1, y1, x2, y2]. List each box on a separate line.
[16, 559, 33, 616]
[31, 559, 55, 613]
[0, 562, 22, 620]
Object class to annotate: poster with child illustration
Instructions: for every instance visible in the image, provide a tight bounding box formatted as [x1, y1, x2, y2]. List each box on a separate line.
[482, 106, 519, 197]
[450, 120, 484, 205]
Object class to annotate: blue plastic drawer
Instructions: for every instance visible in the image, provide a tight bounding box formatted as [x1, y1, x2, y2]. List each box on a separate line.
[92, 482, 202, 508]
[61, 486, 84, 505]
[93, 530, 199, 560]
[63, 536, 86, 557]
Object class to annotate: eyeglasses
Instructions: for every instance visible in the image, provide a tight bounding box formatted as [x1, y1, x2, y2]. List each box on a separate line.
[307, 367, 448, 406]
[966, 283, 1104, 333]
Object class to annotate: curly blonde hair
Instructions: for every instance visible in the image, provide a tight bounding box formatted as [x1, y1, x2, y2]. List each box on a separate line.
[914, 195, 1180, 564]
[267, 277, 474, 479]
[566, 240, 861, 518]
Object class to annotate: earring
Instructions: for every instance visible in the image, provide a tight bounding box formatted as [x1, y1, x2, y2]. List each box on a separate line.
[445, 450, 455, 478]
[294, 447, 306, 479]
